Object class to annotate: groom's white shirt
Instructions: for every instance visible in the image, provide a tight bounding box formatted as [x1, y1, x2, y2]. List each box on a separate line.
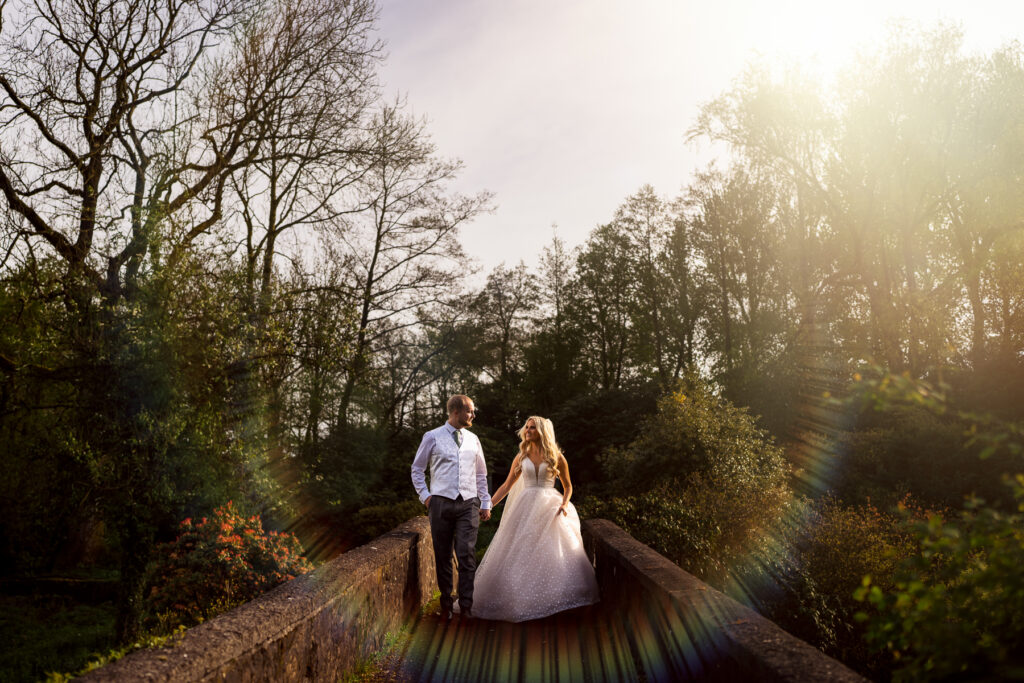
[411, 423, 491, 510]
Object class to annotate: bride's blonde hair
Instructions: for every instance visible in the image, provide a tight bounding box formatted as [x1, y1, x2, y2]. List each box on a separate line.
[514, 416, 563, 477]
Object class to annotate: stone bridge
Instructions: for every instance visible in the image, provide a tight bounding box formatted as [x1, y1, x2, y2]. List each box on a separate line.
[82, 517, 865, 682]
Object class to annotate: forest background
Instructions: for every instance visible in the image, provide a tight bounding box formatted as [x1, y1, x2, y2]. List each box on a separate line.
[0, 0, 1022, 679]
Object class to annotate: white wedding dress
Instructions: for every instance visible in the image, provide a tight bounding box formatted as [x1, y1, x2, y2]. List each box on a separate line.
[471, 458, 600, 622]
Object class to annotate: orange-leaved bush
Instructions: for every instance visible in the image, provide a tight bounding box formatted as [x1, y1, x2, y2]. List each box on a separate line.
[145, 501, 312, 628]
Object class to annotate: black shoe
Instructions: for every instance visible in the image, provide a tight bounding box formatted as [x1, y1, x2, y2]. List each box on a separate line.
[439, 606, 454, 621]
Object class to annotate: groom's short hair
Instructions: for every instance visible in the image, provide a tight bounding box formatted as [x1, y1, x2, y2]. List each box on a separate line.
[447, 394, 472, 414]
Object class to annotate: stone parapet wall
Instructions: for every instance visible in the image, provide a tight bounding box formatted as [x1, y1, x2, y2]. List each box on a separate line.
[81, 516, 435, 682]
[83, 516, 866, 682]
[581, 519, 866, 682]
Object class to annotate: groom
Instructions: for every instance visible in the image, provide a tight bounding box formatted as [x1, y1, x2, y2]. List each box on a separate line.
[411, 394, 491, 619]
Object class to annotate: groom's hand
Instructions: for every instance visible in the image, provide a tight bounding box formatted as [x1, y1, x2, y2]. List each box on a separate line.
[424, 496, 431, 509]
[479, 508, 491, 521]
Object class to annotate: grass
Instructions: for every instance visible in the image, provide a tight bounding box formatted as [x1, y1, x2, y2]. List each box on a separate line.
[0, 588, 193, 683]
[0, 594, 116, 683]
[42, 625, 188, 682]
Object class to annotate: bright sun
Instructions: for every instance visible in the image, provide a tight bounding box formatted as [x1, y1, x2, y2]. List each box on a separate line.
[705, 0, 1017, 79]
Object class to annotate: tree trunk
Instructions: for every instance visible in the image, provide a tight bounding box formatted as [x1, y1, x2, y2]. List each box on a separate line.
[966, 271, 986, 366]
[114, 519, 153, 644]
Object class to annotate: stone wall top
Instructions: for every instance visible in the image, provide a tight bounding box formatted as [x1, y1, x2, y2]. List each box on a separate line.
[582, 518, 867, 682]
[81, 516, 433, 682]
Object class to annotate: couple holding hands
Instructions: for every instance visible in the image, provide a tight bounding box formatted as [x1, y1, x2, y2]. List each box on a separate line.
[410, 395, 600, 622]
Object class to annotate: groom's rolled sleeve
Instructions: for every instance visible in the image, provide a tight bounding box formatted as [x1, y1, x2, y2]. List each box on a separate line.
[411, 432, 433, 503]
[475, 441, 491, 510]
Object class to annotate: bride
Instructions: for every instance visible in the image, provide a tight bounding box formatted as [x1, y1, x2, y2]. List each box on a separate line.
[470, 416, 600, 622]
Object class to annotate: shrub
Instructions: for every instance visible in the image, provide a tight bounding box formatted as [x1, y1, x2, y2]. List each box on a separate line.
[600, 374, 789, 497]
[856, 479, 1024, 680]
[794, 497, 925, 673]
[803, 498, 919, 619]
[589, 376, 792, 584]
[145, 502, 312, 629]
[831, 404, 1015, 510]
[582, 474, 790, 583]
[849, 368, 1024, 680]
[349, 499, 424, 545]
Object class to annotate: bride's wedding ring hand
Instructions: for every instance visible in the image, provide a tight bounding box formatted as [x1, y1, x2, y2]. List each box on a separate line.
[555, 504, 568, 517]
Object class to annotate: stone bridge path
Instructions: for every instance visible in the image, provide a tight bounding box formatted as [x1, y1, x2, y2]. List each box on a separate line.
[363, 602, 687, 683]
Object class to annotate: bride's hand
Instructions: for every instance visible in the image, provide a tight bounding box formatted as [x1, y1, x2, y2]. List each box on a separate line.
[555, 504, 568, 517]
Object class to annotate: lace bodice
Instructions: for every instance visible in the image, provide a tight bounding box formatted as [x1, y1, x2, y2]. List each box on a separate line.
[521, 457, 556, 488]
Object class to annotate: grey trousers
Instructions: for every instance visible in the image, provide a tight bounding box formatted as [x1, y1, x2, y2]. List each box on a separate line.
[428, 494, 480, 611]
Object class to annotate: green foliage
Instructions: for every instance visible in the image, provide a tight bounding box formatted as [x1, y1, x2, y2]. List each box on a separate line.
[0, 249, 297, 634]
[717, 350, 804, 440]
[582, 476, 786, 582]
[829, 405, 1005, 509]
[586, 376, 791, 583]
[145, 502, 312, 630]
[0, 595, 116, 683]
[0, 263, 97, 573]
[796, 497, 924, 671]
[600, 374, 789, 496]
[855, 479, 1024, 680]
[841, 369, 1024, 679]
[303, 425, 387, 511]
[349, 499, 424, 545]
[42, 625, 187, 683]
[837, 368, 1022, 508]
[549, 384, 659, 490]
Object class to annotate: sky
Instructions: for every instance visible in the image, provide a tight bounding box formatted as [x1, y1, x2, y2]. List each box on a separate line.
[375, 0, 1024, 274]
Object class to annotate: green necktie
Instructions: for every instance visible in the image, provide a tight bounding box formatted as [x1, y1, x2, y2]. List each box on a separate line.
[453, 429, 463, 447]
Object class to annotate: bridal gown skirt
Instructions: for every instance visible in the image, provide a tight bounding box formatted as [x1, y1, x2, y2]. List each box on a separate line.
[471, 473, 600, 622]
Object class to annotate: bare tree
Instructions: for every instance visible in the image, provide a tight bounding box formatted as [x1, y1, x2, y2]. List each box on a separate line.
[472, 262, 538, 386]
[0, 0, 389, 641]
[227, 0, 381, 319]
[284, 254, 359, 451]
[333, 105, 492, 429]
[212, 0, 383, 490]
[0, 0, 258, 302]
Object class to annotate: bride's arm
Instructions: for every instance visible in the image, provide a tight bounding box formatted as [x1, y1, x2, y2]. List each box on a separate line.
[490, 455, 523, 507]
[555, 456, 573, 516]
